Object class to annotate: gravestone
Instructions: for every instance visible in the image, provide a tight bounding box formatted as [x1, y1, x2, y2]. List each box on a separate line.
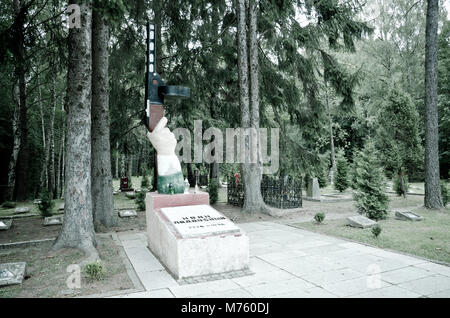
[113, 191, 119, 195]
[347, 215, 377, 228]
[147, 192, 249, 280]
[307, 177, 321, 199]
[125, 192, 136, 199]
[395, 211, 424, 221]
[43, 215, 64, 226]
[33, 199, 41, 204]
[0, 262, 26, 287]
[118, 210, 137, 218]
[14, 207, 30, 214]
[0, 219, 12, 230]
[58, 203, 64, 211]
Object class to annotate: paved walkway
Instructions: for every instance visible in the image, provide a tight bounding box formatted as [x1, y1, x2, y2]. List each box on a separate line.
[112, 221, 450, 298]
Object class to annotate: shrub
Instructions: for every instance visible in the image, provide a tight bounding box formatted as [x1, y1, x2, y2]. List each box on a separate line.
[135, 191, 146, 211]
[371, 225, 382, 238]
[141, 169, 149, 188]
[314, 212, 325, 224]
[38, 190, 54, 217]
[335, 150, 349, 192]
[317, 168, 328, 188]
[441, 182, 449, 207]
[353, 142, 389, 221]
[393, 173, 409, 196]
[1, 201, 16, 209]
[84, 261, 106, 281]
[208, 178, 219, 204]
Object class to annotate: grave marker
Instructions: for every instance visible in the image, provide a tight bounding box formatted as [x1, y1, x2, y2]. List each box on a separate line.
[347, 215, 377, 228]
[0, 219, 12, 230]
[118, 210, 137, 218]
[14, 207, 30, 214]
[0, 262, 26, 287]
[395, 211, 424, 221]
[44, 215, 64, 226]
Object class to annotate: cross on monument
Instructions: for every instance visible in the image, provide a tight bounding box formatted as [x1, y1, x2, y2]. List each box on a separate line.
[144, 21, 190, 190]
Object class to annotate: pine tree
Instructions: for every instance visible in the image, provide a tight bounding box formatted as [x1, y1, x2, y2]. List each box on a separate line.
[353, 142, 389, 220]
[335, 150, 349, 192]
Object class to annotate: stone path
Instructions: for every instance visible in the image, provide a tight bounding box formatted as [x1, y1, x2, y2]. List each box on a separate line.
[111, 221, 450, 298]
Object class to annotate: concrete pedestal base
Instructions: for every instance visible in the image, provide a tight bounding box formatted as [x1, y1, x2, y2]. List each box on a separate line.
[146, 191, 249, 280]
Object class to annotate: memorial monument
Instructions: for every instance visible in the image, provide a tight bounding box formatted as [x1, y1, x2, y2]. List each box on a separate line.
[143, 22, 249, 280]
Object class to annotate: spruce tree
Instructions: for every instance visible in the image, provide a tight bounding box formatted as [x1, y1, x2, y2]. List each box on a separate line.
[353, 142, 389, 220]
[335, 150, 349, 192]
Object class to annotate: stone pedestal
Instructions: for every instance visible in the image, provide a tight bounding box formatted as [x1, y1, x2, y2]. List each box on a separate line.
[146, 191, 249, 280]
[307, 177, 321, 199]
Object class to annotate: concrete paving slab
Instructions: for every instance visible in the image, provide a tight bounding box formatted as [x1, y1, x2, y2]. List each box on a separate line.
[139, 270, 179, 290]
[398, 274, 450, 296]
[349, 285, 421, 298]
[243, 278, 315, 297]
[379, 266, 434, 285]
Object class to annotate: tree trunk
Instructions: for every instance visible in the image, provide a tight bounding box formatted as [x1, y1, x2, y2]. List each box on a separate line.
[56, 111, 65, 199]
[37, 73, 48, 194]
[424, 0, 443, 209]
[47, 62, 57, 198]
[13, 0, 29, 201]
[53, 1, 98, 261]
[91, 7, 116, 230]
[187, 163, 195, 187]
[115, 142, 119, 179]
[237, 0, 269, 214]
[7, 80, 21, 201]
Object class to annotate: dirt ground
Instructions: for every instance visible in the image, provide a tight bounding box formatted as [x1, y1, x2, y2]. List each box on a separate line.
[0, 235, 134, 298]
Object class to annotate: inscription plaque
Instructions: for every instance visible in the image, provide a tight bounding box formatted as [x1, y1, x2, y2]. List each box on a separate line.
[160, 204, 240, 238]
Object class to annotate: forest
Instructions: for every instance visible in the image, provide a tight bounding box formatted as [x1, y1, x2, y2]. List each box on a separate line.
[0, 0, 448, 254]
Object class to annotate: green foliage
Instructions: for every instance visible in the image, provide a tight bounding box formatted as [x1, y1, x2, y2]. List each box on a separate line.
[141, 169, 149, 188]
[38, 190, 54, 217]
[135, 191, 145, 211]
[83, 261, 106, 281]
[335, 150, 349, 192]
[316, 165, 329, 188]
[208, 178, 219, 205]
[393, 174, 409, 197]
[353, 142, 390, 220]
[441, 182, 449, 207]
[1, 201, 16, 208]
[314, 212, 326, 224]
[376, 88, 424, 180]
[371, 225, 382, 238]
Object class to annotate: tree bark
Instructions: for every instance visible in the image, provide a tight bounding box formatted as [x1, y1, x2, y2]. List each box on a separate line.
[13, 0, 29, 201]
[237, 0, 269, 214]
[424, 0, 443, 209]
[53, 1, 98, 261]
[91, 7, 116, 230]
[7, 80, 21, 201]
[56, 111, 65, 199]
[47, 62, 57, 197]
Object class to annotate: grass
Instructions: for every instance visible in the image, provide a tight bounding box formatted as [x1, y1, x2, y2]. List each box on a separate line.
[293, 206, 450, 264]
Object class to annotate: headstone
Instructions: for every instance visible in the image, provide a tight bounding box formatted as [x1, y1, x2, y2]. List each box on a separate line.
[118, 210, 137, 218]
[0, 219, 12, 230]
[43, 215, 64, 226]
[125, 192, 136, 199]
[307, 177, 321, 199]
[135, 188, 141, 193]
[0, 262, 26, 287]
[147, 192, 249, 280]
[14, 207, 30, 214]
[58, 203, 64, 211]
[395, 211, 424, 221]
[33, 199, 42, 204]
[113, 191, 119, 195]
[347, 215, 377, 228]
